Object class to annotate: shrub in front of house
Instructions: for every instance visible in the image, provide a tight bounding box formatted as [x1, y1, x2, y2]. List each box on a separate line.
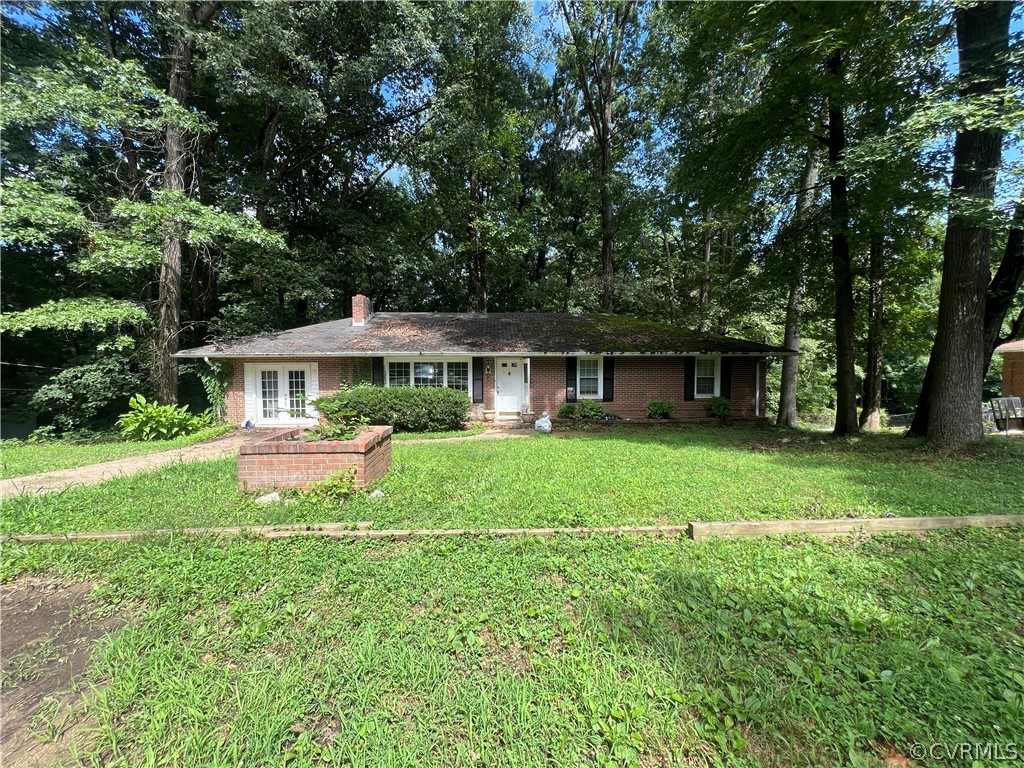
[646, 400, 676, 419]
[557, 401, 604, 420]
[705, 396, 732, 422]
[557, 403, 578, 419]
[314, 386, 470, 433]
[117, 394, 217, 441]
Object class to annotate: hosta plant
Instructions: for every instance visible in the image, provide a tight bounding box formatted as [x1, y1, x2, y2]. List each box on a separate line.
[117, 394, 214, 441]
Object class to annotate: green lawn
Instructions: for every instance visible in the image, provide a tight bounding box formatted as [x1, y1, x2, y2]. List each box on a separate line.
[0, 425, 235, 479]
[391, 425, 489, 440]
[4, 529, 1023, 767]
[3, 427, 1021, 536]
[3, 427, 1022, 766]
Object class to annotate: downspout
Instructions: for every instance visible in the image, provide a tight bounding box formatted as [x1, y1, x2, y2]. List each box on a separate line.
[755, 362, 761, 417]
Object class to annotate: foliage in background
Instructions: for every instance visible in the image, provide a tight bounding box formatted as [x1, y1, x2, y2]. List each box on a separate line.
[184, 360, 234, 420]
[0, 2, 1021, 436]
[29, 356, 144, 434]
[313, 386, 470, 433]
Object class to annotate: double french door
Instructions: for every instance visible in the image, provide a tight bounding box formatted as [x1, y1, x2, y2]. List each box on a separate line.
[247, 363, 318, 425]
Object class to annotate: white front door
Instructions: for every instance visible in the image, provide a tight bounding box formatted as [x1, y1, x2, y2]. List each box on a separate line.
[495, 358, 525, 415]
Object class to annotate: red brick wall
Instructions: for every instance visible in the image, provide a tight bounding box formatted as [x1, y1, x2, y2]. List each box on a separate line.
[237, 425, 392, 491]
[1003, 352, 1024, 398]
[224, 354, 768, 424]
[529, 355, 767, 421]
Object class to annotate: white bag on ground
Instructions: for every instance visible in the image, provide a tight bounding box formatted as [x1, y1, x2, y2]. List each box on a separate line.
[535, 411, 552, 433]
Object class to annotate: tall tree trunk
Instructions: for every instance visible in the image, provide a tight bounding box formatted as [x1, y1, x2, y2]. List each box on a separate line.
[153, 0, 220, 404]
[662, 231, 677, 324]
[924, 1, 1010, 449]
[698, 213, 713, 332]
[562, 218, 580, 312]
[598, 92, 615, 313]
[909, 201, 1020, 437]
[777, 146, 822, 428]
[827, 49, 859, 436]
[982, 198, 1024, 376]
[467, 165, 487, 312]
[559, 0, 633, 314]
[860, 232, 885, 429]
[716, 231, 732, 335]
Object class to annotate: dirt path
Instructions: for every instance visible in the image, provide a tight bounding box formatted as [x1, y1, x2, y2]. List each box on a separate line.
[1, 577, 124, 767]
[0, 433, 250, 499]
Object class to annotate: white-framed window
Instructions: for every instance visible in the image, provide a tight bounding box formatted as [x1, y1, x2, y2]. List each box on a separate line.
[446, 361, 469, 392]
[385, 357, 471, 393]
[245, 362, 319, 425]
[388, 361, 411, 387]
[577, 357, 602, 399]
[694, 356, 720, 398]
[414, 361, 443, 387]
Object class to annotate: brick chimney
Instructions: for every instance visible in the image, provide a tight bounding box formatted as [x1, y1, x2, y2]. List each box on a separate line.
[352, 294, 374, 326]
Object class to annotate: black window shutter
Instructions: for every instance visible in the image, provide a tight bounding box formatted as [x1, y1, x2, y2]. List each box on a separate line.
[565, 357, 577, 402]
[371, 357, 384, 387]
[720, 357, 732, 399]
[471, 357, 484, 403]
[684, 357, 696, 401]
[602, 357, 615, 402]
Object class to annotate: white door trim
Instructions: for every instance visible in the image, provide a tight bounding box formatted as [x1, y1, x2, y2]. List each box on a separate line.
[244, 362, 319, 427]
[494, 357, 526, 417]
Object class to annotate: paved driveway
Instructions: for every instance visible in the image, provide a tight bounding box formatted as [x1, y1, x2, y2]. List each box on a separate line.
[0, 432, 251, 499]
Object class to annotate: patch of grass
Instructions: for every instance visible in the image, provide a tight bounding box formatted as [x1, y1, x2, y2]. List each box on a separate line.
[391, 425, 489, 441]
[3, 427, 1021, 537]
[0, 425, 235, 479]
[3, 528, 1023, 766]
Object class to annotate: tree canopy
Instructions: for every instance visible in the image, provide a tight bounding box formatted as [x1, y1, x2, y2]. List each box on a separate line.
[1, 0, 1021, 447]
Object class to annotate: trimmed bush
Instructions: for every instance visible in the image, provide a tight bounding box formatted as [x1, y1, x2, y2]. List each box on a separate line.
[313, 386, 470, 433]
[557, 403, 578, 419]
[705, 396, 732, 421]
[646, 400, 676, 419]
[577, 400, 605, 420]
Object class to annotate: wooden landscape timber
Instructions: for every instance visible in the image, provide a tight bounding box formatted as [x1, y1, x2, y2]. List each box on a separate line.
[687, 514, 1024, 541]
[4, 515, 1022, 545]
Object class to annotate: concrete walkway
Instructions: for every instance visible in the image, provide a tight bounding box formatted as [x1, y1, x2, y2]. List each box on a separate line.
[0, 433, 251, 499]
[1, 428, 532, 499]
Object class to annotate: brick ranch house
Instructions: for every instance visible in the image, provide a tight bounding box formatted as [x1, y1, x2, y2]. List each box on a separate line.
[175, 295, 795, 426]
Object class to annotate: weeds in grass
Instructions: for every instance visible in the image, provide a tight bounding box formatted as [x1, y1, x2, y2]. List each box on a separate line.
[2, 428, 1023, 765]
[4, 428, 1020, 539]
[4, 528, 1023, 766]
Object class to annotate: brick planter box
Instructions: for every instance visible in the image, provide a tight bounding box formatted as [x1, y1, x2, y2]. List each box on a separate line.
[238, 426, 392, 491]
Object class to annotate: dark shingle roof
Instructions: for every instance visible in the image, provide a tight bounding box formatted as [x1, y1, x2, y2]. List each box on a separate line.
[175, 312, 795, 358]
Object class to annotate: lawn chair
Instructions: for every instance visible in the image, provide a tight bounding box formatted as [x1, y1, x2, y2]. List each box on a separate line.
[990, 397, 1024, 435]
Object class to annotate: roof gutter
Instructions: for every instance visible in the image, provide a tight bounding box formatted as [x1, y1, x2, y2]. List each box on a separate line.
[174, 349, 796, 359]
